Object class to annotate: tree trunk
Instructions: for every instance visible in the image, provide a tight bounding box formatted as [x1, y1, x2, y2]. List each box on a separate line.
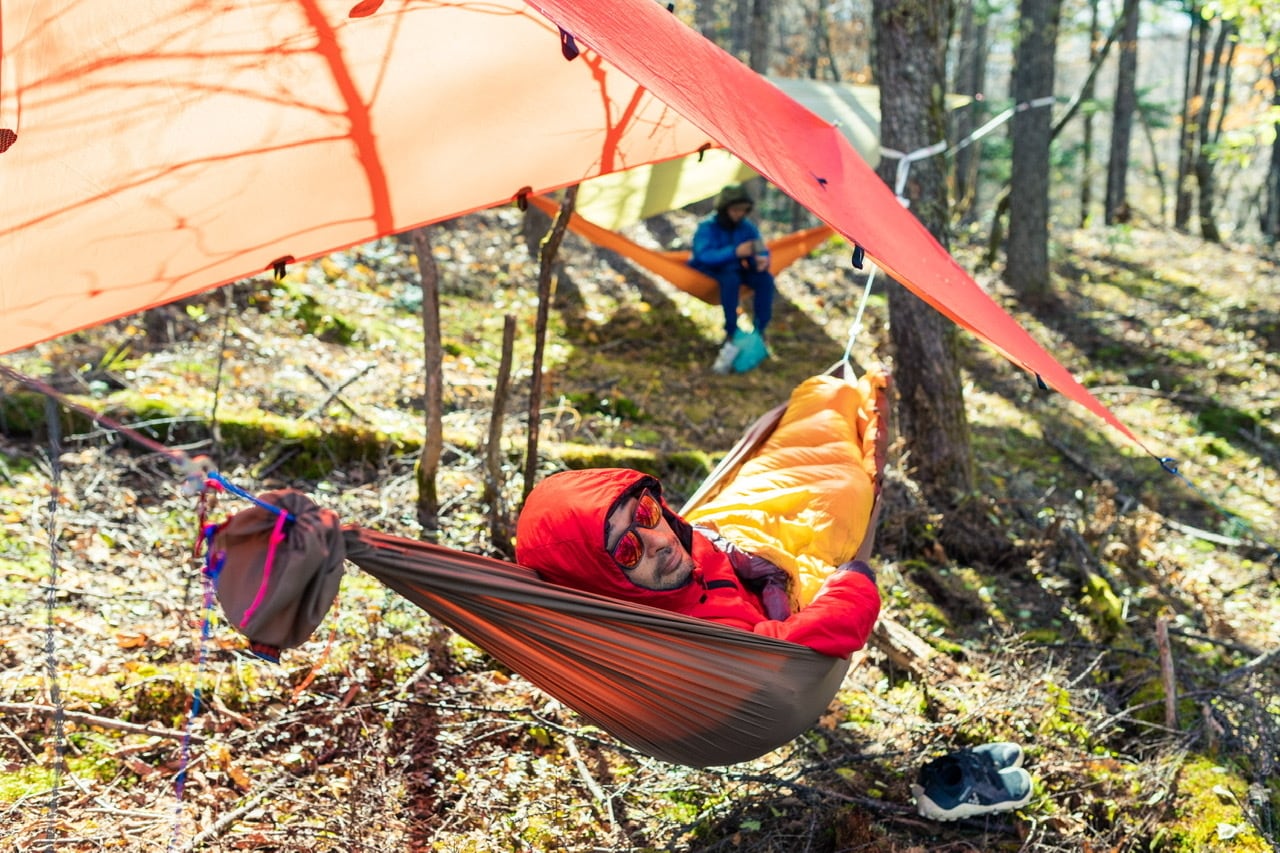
[872, 0, 974, 505]
[696, 0, 718, 41]
[523, 186, 579, 501]
[1195, 19, 1234, 243]
[748, 0, 771, 72]
[1103, 0, 1141, 225]
[411, 227, 443, 540]
[1138, 104, 1168, 222]
[806, 1, 840, 81]
[485, 315, 517, 555]
[731, 0, 750, 58]
[951, 0, 989, 223]
[1080, 0, 1101, 226]
[1175, 6, 1207, 231]
[1263, 62, 1280, 245]
[1004, 0, 1062, 300]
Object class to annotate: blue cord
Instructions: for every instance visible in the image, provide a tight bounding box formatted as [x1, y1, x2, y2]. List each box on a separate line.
[1157, 457, 1279, 564]
[206, 472, 295, 523]
[168, 533, 223, 851]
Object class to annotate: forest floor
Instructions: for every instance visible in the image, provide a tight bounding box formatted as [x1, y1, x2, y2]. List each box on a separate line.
[1, 203, 1278, 853]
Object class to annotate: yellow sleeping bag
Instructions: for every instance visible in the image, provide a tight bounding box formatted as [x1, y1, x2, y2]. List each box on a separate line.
[684, 368, 889, 609]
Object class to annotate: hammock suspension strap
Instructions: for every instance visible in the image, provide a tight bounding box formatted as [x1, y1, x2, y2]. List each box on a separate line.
[167, 527, 223, 853]
[40, 396, 67, 853]
[841, 263, 878, 370]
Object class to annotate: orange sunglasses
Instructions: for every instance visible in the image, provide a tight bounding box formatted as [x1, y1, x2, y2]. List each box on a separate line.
[609, 489, 663, 570]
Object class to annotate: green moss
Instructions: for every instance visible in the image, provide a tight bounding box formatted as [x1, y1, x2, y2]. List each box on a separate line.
[1080, 573, 1125, 639]
[0, 764, 61, 803]
[1158, 758, 1272, 852]
[1196, 405, 1267, 443]
[1035, 681, 1096, 752]
[1127, 676, 1198, 729]
[1021, 627, 1064, 644]
[562, 390, 644, 420]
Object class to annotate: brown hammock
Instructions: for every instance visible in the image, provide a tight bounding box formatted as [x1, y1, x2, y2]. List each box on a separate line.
[210, 365, 885, 768]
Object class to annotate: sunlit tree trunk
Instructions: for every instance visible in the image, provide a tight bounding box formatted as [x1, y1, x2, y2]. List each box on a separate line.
[806, 1, 840, 80]
[1005, 0, 1062, 299]
[748, 0, 771, 72]
[411, 227, 443, 540]
[951, 0, 989, 224]
[1264, 61, 1280, 245]
[1175, 5, 1207, 231]
[523, 186, 578, 501]
[1104, 0, 1141, 225]
[1195, 19, 1235, 243]
[872, 0, 974, 504]
[1080, 0, 1101, 226]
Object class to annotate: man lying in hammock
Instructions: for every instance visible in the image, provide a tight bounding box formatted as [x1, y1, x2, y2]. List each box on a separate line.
[514, 467, 881, 659]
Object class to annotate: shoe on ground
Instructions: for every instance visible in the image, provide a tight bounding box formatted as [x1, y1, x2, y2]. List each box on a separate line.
[911, 747, 1033, 822]
[711, 341, 740, 374]
[971, 741, 1024, 770]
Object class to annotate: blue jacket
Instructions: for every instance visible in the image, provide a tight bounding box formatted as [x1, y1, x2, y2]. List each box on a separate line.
[689, 213, 768, 274]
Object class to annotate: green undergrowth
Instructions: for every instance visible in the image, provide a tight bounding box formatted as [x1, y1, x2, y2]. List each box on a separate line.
[0, 390, 719, 486]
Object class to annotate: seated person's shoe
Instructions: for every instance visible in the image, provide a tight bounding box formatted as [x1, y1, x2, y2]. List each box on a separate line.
[911, 746, 1033, 821]
[711, 341, 739, 374]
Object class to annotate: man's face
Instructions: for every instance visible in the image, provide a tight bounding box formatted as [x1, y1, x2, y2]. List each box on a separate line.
[726, 201, 751, 223]
[605, 492, 696, 591]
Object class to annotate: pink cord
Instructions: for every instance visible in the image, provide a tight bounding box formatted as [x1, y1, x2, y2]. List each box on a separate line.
[240, 510, 287, 628]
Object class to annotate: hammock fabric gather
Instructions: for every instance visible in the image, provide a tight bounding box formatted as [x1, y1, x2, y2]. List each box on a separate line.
[209, 365, 887, 767]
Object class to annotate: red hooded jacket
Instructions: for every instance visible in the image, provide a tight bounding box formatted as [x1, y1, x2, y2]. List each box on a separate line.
[515, 468, 880, 659]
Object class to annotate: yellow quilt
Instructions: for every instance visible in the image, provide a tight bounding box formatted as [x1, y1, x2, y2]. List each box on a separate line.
[684, 368, 888, 608]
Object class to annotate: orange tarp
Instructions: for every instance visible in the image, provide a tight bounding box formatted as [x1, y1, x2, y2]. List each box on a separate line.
[2, 0, 1147, 450]
[0, 0, 715, 354]
[526, 194, 835, 305]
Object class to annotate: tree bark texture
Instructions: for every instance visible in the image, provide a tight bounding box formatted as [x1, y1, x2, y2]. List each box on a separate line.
[1005, 0, 1062, 299]
[1175, 6, 1207, 231]
[411, 227, 443, 539]
[1264, 62, 1280, 245]
[1080, 0, 1101, 225]
[1195, 20, 1234, 243]
[1104, 0, 1141, 225]
[748, 0, 771, 72]
[523, 185, 578, 501]
[951, 0, 989, 223]
[872, 0, 974, 504]
[486, 315, 517, 555]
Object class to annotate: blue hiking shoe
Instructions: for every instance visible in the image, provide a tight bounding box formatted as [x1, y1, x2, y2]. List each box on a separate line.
[971, 741, 1024, 770]
[911, 745, 1033, 821]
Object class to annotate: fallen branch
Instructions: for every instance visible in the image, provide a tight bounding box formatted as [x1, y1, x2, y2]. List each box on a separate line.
[178, 771, 291, 852]
[1163, 517, 1248, 548]
[301, 363, 374, 421]
[1156, 615, 1178, 729]
[870, 615, 959, 680]
[1220, 645, 1280, 685]
[0, 702, 203, 744]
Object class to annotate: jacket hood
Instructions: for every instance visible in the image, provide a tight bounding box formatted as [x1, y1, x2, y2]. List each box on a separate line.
[715, 183, 754, 216]
[515, 468, 700, 607]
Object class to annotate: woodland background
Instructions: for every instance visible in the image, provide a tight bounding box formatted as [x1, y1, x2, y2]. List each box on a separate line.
[1, 0, 1278, 851]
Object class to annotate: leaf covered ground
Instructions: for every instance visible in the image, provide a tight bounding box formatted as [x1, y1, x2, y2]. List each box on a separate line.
[1, 205, 1278, 852]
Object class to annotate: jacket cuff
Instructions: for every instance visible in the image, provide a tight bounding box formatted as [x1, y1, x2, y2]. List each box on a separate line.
[838, 559, 875, 583]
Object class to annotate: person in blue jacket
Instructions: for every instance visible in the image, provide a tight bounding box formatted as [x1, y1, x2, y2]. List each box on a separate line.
[689, 184, 775, 373]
